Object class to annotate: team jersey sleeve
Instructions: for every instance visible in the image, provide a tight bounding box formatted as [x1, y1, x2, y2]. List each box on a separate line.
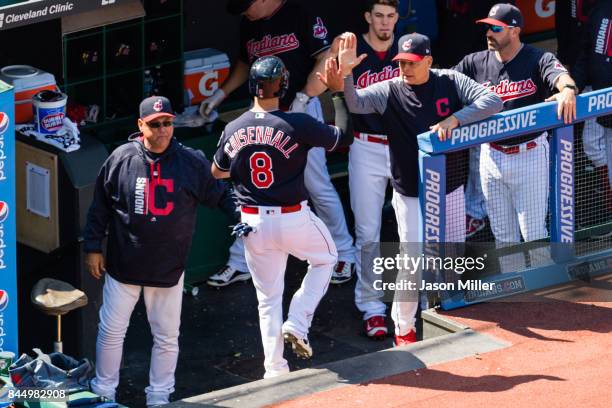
[539, 52, 570, 90]
[343, 75, 391, 115]
[294, 115, 341, 151]
[301, 10, 332, 57]
[446, 69, 503, 125]
[213, 131, 231, 172]
[194, 151, 237, 218]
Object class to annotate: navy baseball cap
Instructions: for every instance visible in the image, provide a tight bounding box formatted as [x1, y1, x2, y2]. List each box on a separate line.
[139, 96, 175, 122]
[477, 3, 524, 28]
[227, 0, 255, 15]
[392, 33, 432, 62]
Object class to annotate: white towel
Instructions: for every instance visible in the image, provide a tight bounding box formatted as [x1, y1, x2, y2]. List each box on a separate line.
[17, 117, 81, 152]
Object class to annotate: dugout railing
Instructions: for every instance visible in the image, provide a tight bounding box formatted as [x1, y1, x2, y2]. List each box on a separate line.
[417, 87, 612, 310]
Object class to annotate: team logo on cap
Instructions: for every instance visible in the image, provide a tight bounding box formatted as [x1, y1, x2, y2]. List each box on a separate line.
[0, 290, 8, 312]
[402, 39, 413, 51]
[153, 99, 164, 112]
[0, 201, 8, 223]
[490, 5, 499, 16]
[0, 112, 9, 135]
[312, 17, 328, 40]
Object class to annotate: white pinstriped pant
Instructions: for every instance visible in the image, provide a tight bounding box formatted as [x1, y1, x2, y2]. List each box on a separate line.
[390, 186, 465, 336]
[91, 273, 183, 406]
[240, 202, 337, 378]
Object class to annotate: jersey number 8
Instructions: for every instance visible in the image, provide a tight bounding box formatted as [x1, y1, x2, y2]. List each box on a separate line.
[250, 152, 274, 189]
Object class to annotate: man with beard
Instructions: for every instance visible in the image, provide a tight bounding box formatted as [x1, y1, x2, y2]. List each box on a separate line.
[348, 0, 399, 340]
[319, 0, 400, 339]
[453, 3, 577, 249]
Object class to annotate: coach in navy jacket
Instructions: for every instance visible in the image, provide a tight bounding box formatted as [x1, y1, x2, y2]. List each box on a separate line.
[83, 96, 237, 406]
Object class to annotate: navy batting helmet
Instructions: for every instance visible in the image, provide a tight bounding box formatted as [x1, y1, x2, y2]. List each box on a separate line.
[248, 56, 289, 99]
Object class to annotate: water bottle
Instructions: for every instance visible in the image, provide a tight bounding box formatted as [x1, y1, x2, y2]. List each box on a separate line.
[144, 70, 154, 97]
[153, 65, 165, 95]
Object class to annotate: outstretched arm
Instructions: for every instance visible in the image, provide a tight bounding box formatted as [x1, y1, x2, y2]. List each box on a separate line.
[336, 33, 388, 115]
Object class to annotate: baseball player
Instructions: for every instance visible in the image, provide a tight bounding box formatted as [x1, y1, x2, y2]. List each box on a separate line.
[84, 96, 239, 406]
[211, 56, 353, 378]
[571, 0, 612, 214]
[327, 32, 502, 345]
[436, 1, 507, 239]
[555, 0, 598, 68]
[203, 0, 356, 286]
[330, 0, 401, 340]
[454, 3, 578, 249]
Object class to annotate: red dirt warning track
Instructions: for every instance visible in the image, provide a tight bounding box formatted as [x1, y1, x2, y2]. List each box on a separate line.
[270, 286, 611, 408]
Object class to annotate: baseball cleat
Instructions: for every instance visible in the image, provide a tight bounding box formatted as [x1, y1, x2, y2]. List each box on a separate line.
[330, 261, 354, 285]
[394, 330, 417, 347]
[466, 215, 486, 238]
[365, 316, 388, 339]
[206, 265, 251, 287]
[283, 331, 313, 359]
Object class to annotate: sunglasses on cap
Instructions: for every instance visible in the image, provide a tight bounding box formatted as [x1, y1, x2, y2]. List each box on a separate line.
[486, 24, 514, 33]
[147, 120, 173, 129]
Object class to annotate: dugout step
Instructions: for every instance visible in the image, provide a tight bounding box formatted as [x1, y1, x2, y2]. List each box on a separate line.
[422, 308, 470, 340]
[166, 327, 508, 408]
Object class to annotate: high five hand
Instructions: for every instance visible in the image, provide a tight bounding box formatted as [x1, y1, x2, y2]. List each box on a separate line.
[338, 33, 367, 77]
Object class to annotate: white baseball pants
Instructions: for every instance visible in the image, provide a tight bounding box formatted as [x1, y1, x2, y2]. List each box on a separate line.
[241, 202, 337, 378]
[465, 146, 487, 219]
[90, 273, 183, 406]
[581, 87, 608, 169]
[349, 136, 392, 320]
[227, 237, 249, 272]
[304, 98, 356, 263]
[480, 135, 550, 273]
[480, 134, 549, 243]
[606, 126, 612, 187]
[583, 118, 607, 168]
[390, 186, 465, 336]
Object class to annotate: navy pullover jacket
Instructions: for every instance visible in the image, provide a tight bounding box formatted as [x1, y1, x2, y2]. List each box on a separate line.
[84, 133, 237, 287]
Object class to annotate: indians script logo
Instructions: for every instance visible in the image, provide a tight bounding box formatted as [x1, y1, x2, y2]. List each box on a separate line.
[247, 34, 300, 61]
[312, 17, 328, 40]
[402, 39, 413, 51]
[356, 66, 400, 89]
[0, 14, 4, 29]
[483, 79, 538, 102]
[153, 99, 163, 112]
[0, 290, 8, 312]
